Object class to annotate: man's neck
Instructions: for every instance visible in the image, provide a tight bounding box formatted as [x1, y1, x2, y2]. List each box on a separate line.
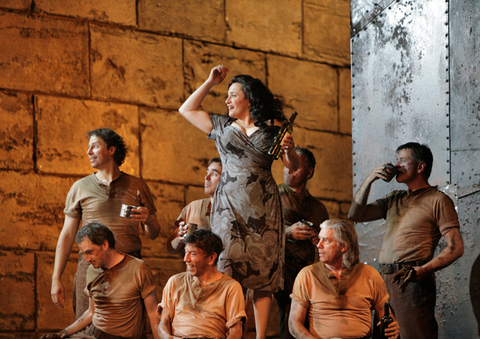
[324, 262, 344, 280]
[95, 165, 121, 185]
[195, 268, 223, 287]
[406, 178, 431, 192]
[103, 250, 126, 270]
[288, 183, 308, 200]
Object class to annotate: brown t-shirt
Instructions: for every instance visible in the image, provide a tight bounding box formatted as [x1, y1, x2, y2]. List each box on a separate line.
[64, 172, 157, 254]
[86, 255, 156, 338]
[175, 198, 211, 231]
[291, 262, 389, 339]
[161, 272, 246, 339]
[376, 186, 460, 263]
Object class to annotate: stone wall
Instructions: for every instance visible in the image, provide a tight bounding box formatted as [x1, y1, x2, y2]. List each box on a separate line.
[0, 1, 351, 338]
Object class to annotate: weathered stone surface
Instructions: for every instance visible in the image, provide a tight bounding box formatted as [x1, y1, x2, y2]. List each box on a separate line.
[35, 0, 136, 26]
[226, 0, 302, 56]
[0, 171, 75, 250]
[303, 0, 350, 66]
[0, 91, 33, 170]
[35, 95, 140, 176]
[0, 0, 31, 10]
[339, 67, 352, 135]
[183, 41, 266, 115]
[140, 107, 219, 184]
[185, 185, 208, 206]
[0, 251, 35, 330]
[267, 55, 339, 133]
[36, 252, 77, 330]
[282, 128, 352, 201]
[322, 200, 340, 218]
[140, 181, 186, 257]
[138, 0, 226, 43]
[90, 25, 183, 108]
[0, 12, 88, 96]
[143, 257, 184, 300]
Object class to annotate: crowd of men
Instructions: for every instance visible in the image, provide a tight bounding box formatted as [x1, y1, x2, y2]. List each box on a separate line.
[44, 128, 463, 339]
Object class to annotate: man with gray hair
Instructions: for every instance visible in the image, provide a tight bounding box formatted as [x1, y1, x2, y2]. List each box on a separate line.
[43, 222, 159, 339]
[289, 219, 399, 339]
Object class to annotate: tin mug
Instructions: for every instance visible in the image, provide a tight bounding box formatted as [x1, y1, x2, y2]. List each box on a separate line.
[120, 204, 137, 218]
[382, 163, 399, 182]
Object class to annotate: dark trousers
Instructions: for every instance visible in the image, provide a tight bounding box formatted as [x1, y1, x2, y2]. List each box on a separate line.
[382, 272, 438, 339]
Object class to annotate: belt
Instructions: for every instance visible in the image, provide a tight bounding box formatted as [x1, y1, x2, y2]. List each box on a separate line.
[379, 260, 425, 274]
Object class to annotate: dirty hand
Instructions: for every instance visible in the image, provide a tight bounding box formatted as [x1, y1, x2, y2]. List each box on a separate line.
[392, 265, 416, 292]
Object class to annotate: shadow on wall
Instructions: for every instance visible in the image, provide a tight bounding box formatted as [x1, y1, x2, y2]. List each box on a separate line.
[471, 253, 480, 336]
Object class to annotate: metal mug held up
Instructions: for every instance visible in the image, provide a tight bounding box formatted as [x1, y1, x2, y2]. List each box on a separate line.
[382, 163, 399, 182]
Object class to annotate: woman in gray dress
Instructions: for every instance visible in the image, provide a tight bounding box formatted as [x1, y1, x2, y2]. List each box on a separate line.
[178, 65, 299, 339]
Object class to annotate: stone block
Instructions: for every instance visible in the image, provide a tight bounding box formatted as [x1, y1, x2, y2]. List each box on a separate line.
[322, 200, 340, 219]
[276, 128, 352, 202]
[140, 107, 219, 185]
[143, 257, 184, 300]
[0, 12, 89, 96]
[35, 0, 136, 26]
[303, 0, 350, 66]
[36, 252, 77, 330]
[0, 251, 35, 330]
[0, 0, 31, 10]
[35, 95, 140, 176]
[183, 41, 266, 115]
[90, 25, 183, 108]
[140, 182, 186, 257]
[226, 0, 302, 56]
[0, 91, 34, 170]
[267, 55, 339, 133]
[0, 171, 75, 250]
[339, 67, 352, 135]
[138, 0, 226, 43]
[185, 185, 208, 206]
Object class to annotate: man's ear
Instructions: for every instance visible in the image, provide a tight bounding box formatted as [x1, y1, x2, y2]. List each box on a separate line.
[108, 146, 116, 157]
[208, 252, 218, 266]
[307, 167, 314, 180]
[417, 161, 426, 174]
[341, 244, 349, 253]
[102, 239, 110, 250]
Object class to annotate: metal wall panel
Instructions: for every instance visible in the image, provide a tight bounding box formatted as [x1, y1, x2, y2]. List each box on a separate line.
[351, 0, 480, 336]
[351, 0, 450, 263]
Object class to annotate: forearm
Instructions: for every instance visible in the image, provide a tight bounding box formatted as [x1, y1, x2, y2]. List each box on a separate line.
[144, 214, 161, 240]
[348, 175, 377, 221]
[179, 80, 215, 115]
[289, 322, 317, 339]
[419, 230, 464, 276]
[226, 322, 243, 339]
[64, 308, 93, 336]
[166, 229, 184, 255]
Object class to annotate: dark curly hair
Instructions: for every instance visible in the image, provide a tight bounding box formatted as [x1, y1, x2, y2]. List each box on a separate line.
[229, 75, 286, 130]
[183, 229, 223, 265]
[86, 128, 128, 166]
[76, 221, 116, 249]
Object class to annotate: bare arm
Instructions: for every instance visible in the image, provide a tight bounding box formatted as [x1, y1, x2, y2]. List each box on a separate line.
[51, 215, 81, 308]
[226, 321, 243, 339]
[178, 65, 229, 134]
[63, 296, 95, 336]
[281, 134, 300, 171]
[131, 207, 161, 240]
[374, 303, 399, 338]
[144, 291, 161, 339]
[166, 222, 187, 255]
[348, 163, 390, 222]
[415, 228, 464, 280]
[158, 312, 181, 339]
[288, 300, 316, 339]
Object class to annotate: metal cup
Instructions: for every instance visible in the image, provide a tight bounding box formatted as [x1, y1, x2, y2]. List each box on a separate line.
[120, 204, 137, 218]
[300, 220, 314, 228]
[382, 163, 399, 182]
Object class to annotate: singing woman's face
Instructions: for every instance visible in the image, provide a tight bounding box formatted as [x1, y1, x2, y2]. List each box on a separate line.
[225, 83, 250, 120]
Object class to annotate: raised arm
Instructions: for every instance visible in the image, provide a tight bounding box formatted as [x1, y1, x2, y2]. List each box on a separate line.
[167, 221, 187, 255]
[178, 65, 229, 134]
[144, 290, 161, 339]
[288, 300, 317, 339]
[348, 163, 390, 222]
[280, 134, 299, 171]
[51, 215, 81, 309]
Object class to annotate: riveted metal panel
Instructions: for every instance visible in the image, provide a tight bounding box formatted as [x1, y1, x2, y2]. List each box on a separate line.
[351, 0, 450, 265]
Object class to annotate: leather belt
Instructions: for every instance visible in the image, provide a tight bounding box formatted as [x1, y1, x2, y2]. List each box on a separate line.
[379, 260, 425, 274]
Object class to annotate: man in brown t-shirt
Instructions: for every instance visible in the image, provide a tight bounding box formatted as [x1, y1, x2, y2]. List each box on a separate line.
[43, 222, 159, 339]
[50, 128, 161, 319]
[348, 142, 464, 339]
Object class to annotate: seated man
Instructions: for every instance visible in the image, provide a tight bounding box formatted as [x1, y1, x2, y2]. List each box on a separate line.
[166, 157, 222, 254]
[42, 222, 159, 339]
[158, 229, 246, 339]
[289, 219, 399, 339]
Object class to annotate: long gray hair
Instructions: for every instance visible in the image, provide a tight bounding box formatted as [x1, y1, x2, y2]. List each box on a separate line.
[320, 219, 360, 269]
